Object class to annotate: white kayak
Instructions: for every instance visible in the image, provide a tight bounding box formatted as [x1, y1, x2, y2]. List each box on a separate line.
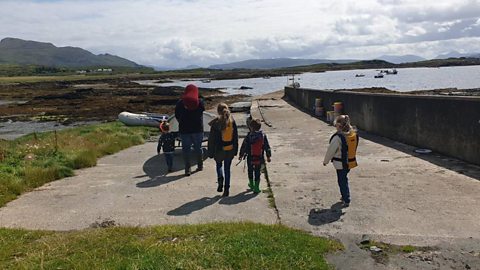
[118, 111, 216, 134]
[118, 112, 169, 127]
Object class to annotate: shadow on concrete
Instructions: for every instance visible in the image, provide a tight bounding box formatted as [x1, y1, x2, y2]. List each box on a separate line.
[219, 190, 258, 205]
[308, 202, 345, 226]
[283, 96, 480, 181]
[136, 174, 185, 188]
[141, 148, 209, 185]
[167, 196, 222, 216]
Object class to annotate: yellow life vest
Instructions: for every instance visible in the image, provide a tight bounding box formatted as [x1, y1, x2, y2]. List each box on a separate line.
[330, 131, 359, 169]
[221, 120, 234, 151]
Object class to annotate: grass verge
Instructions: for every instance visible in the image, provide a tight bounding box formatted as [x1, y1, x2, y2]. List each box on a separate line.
[0, 222, 342, 269]
[0, 121, 157, 207]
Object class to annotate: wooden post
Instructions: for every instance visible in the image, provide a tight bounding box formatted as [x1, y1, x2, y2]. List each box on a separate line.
[54, 130, 58, 153]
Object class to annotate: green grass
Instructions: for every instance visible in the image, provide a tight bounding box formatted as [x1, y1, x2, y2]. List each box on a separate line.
[0, 223, 342, 269]
[0, 122, 157, 207]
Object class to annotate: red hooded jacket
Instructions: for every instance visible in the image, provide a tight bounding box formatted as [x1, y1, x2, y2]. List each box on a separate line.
[182, 84, 199, 110]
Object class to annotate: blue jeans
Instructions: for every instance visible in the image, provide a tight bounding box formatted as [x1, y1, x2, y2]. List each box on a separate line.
[164, 153, 173, 170]
[180, 133, 203, 170]
[336, 169, 351, 203]
[216, 158, 233, 189]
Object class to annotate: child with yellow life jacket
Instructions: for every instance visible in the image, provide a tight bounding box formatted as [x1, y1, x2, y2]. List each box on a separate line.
[323, 115, 359, 207]
[239, 119, 272, 194]
[207, 103, 239, 197]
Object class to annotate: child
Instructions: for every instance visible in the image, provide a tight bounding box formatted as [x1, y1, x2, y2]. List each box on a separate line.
[239, 118, 272, 194]
[157, 121, 176, 173]
[207, 103, 239, 197]
[323, 115, 359, 207]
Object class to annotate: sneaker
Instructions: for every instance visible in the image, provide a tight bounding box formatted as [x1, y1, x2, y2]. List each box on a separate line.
[185, 170, 191, 177]
[168, 168, 173, 173]
[222, 189, 229, 197]
[342, 202, 350, 208]
[196, 166, 203, 172]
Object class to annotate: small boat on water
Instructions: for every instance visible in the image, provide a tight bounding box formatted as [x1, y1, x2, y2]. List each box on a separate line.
[355, 74, 365, 77]
[379, 69, 398, 75]
[262, 76, 271, 79]
[289, 82, 301, 88]
[386, 69, 398, 75]
[287, 74, 300, 88]
[374, 73, 384, 78]
[201, 79, 212, 83]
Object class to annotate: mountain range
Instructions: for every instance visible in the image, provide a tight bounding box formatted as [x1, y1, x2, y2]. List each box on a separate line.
[208, 58, 358, 70]
[375, 54, 426, 64]
[1, 37, 479, 70]
[0, 37, 140, 68]
[435, 50, 480, 59]
[207, 52, 480, 70]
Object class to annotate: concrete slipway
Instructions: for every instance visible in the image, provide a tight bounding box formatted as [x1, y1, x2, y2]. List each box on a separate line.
[1, 91, 479, 269]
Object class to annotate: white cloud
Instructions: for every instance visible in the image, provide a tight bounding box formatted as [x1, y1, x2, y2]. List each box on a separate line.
[405, 26, 427, 36]
[0, 0, 480, 67]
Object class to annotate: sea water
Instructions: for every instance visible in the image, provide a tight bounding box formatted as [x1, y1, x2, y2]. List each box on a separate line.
[137, 65, 480, 96]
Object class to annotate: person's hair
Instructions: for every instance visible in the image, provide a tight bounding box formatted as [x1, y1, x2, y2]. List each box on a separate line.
[334, 115, 354, 132]
[160, 121, 170, 132]
[217, 103, 231, 130]
[249, 118, 262, 131]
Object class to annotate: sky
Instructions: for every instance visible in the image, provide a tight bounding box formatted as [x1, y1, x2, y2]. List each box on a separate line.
[1, 0, 480, 68]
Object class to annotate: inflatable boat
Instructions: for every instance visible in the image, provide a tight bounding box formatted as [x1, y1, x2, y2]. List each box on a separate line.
[118, 111, 216, 141]
[118, 112, 169, 127]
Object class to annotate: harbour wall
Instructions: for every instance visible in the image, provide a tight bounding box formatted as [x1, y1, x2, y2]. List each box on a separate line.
[284, 87, 480, 166]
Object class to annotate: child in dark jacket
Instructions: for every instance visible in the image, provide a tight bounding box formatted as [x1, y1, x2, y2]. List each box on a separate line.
[157, 122, 176, 173]
[239, 118, 272, 194]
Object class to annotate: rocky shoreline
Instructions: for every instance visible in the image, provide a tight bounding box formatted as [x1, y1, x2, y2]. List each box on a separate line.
[0, 78, 249, 124]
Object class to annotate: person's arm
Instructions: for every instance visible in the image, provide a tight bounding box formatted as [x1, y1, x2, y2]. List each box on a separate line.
[233, 121, 239, 156]
[157, 136, 163, 154]
[175, 100, 183, 121]
[207, 124, 216, 158]
[239, 135, 248, 160]
[264, 135, 272, 162]
[323, 135, 341, 165]
[199, 99, 205, 112]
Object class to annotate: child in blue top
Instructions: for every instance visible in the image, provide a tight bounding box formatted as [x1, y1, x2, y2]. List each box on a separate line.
[157, 122, 176, 173]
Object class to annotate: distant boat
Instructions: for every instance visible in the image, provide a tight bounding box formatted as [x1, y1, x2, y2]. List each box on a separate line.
[287, 74, 301, 88]
[262, 76, 271, 79]
[374, 73, 384, 78]
[290, 82, 301, 88]
[201, 79, 211, 83]
[386, 69, 398, 75]
[355, 74, 365, 77]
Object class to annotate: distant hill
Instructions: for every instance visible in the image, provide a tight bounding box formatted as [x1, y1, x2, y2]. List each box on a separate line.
[182, 65, 203, 70]
[434, 51, 480, 59]
[376, 54, 426, 64]
[209, 58, 358, 70]
[0, 37, 141, 68]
